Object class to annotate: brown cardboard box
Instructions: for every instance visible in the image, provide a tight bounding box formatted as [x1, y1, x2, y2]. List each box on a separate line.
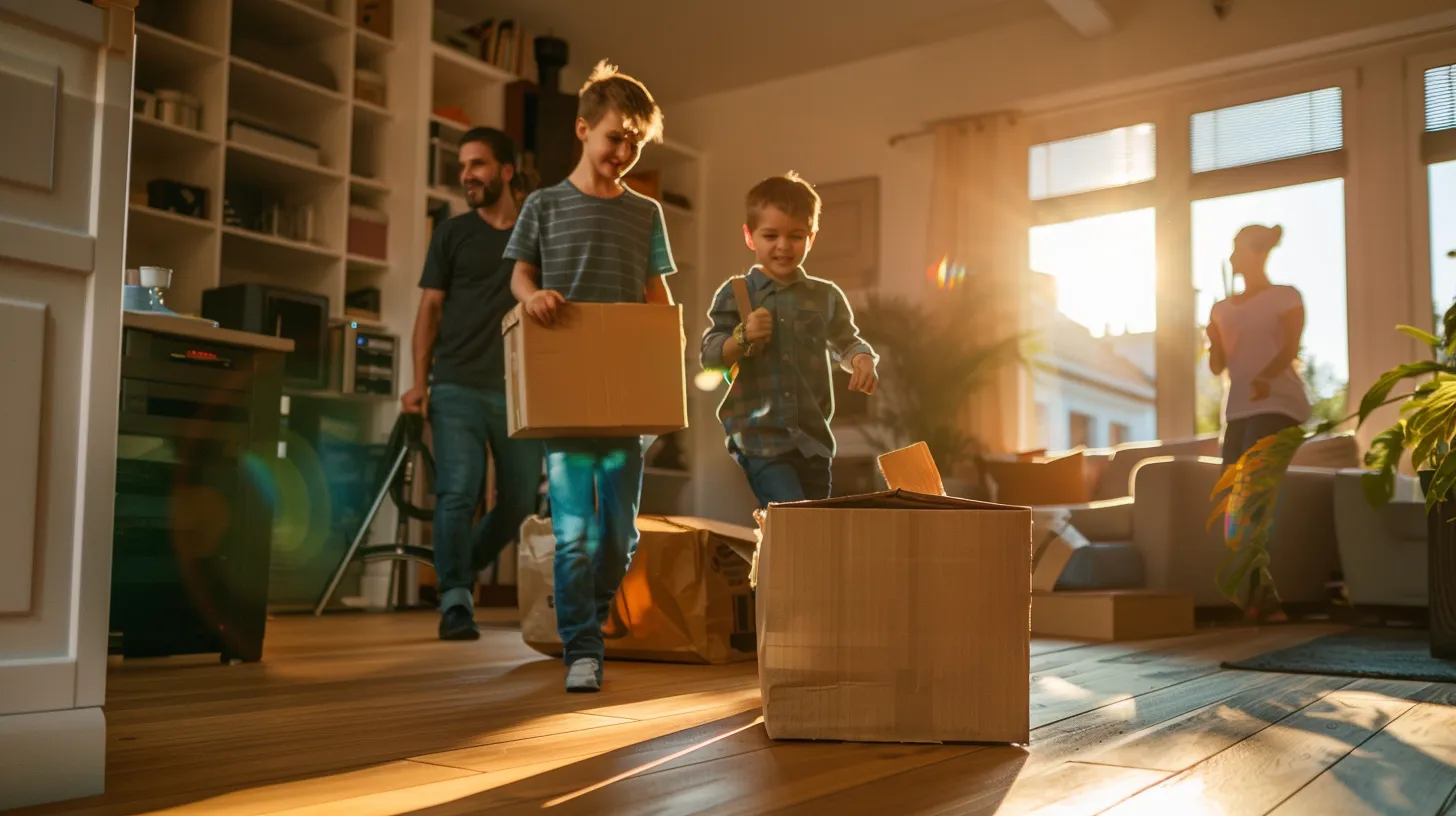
[1031, 590, 1194, 641]
[517, 515, 757, 664]
[757, 490, 1032, 744]
[502, 302, 687, 438]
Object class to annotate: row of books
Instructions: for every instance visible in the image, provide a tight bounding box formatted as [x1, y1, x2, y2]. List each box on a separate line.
[453, 19, 536, 79]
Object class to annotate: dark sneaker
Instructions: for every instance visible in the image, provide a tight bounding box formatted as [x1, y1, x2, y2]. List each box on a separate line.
[438, 606, 480, 641]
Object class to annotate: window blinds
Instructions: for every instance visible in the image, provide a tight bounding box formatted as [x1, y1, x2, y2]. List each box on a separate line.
[1427, 64, 1456, 133]
[1190, 88, 1343, 173]
[1028, 124, 1156, 201]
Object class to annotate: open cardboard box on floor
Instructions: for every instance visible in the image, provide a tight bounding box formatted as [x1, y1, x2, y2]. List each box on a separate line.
[501, 301, 688, 438]
[517, 515, 758, 664]
[754, 442, 1032, 744]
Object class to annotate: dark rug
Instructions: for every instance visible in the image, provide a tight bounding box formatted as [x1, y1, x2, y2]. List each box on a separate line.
[1223, 628, 1456, 683]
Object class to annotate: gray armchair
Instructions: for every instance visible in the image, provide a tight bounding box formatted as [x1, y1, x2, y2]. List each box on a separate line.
[1332, 469, 1427, 608]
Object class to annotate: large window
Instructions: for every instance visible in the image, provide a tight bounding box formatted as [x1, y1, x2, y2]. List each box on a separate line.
[1028, 208, 1158, 451]
[1190, 88, 1344, 173]
[1192, 180, 1349, 432]
[1029, 124, 1156, 200]
[1426, 64, 1456, 326]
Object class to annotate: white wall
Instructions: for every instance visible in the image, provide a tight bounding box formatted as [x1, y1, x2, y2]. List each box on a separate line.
[672, 0, 1456, 523]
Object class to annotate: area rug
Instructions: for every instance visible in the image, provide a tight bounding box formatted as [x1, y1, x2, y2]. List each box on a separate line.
[1222, 628, 1456, 683]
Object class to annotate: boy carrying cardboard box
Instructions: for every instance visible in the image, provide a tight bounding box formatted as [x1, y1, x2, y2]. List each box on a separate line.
[505, 60, 677, 694]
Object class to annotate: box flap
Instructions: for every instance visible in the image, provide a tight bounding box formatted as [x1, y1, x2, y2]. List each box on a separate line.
[768, 488, 1024, 512]
[500, 305, 521, 334]
[877, 442, 946, 496]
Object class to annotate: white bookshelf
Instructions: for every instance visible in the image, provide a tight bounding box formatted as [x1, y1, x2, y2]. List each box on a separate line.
[125, 0, 708, 504]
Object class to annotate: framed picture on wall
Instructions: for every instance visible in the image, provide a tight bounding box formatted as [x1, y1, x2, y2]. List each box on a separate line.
[813, 176, 880, 292]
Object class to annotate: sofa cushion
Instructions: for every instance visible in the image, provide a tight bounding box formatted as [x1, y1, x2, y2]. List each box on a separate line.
[1055, 542, 1146, 591]
[1290, 432, 1360, 470]
[1058, 497, 1135, 542]
[1092, 435, 1221, 500]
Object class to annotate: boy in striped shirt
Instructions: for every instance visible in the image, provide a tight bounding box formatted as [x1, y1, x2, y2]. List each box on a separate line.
[506, 61, 676, 693]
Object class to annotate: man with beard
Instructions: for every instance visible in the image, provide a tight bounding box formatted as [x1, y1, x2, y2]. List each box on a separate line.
[402, 127, 544, 641]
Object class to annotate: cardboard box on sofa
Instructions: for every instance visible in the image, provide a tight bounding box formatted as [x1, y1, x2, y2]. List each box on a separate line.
[756, 489, 1032, 744]
[501, 302, 687, 438]
[517, 515, 758, 664]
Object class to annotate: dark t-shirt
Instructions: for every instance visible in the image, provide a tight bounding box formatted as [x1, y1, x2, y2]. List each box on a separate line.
[418, 212, 516, 390]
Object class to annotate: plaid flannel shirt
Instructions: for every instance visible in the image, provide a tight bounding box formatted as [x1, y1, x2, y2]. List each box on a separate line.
[700, 266, 877, 458]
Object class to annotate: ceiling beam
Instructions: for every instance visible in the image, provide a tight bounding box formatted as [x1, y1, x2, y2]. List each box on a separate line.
[1044, 0, 1115, 38]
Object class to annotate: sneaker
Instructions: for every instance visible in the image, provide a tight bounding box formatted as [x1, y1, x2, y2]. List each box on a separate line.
[565, 658, 602, 693]
[438, 606, 480, 641]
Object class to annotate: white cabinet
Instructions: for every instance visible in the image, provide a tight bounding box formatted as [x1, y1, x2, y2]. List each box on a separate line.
[0, 0, 135, 809]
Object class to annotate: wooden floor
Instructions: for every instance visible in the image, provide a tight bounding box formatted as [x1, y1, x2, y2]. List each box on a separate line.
[17, 611, 1456, 816]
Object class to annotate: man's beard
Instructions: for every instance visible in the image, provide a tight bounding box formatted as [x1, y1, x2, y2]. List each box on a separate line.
[466, 176, 504, 208]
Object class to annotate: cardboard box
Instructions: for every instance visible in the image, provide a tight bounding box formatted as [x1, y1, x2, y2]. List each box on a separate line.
[1031, 590, 1194, 641]
[517, 515, 757, 664]
[501, 302, 687, 438]
[757, 490, 1031, 744]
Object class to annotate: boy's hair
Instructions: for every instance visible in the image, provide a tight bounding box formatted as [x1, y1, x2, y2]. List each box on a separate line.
[578, 60, 664, 143]
[746, 172, 821, 232]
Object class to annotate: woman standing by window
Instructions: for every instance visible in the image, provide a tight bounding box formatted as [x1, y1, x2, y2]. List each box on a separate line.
[1207, 224, 1311, 468]
[1206, 224, 1310, 623]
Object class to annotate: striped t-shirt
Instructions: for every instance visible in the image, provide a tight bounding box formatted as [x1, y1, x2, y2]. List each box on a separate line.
[504, 180, 676, 303]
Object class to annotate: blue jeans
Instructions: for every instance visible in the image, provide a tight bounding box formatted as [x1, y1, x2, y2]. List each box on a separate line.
[430, 384, 544, 614]
[734, 450, 833, 508]
[546, 437, 645, 664]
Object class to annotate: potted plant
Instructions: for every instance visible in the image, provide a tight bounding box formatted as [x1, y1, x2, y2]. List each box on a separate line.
[1211, 299, 1456, 656]
[851, 294, 1029, 497]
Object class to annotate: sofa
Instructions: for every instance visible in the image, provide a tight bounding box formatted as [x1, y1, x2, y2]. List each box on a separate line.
[1332, 469, 1427, 608]
[1024, 433, 1362, 607]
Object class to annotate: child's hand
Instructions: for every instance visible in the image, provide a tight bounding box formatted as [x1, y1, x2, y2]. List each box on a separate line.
[745, 308, 774, 345]
[849, 353, 879, 395]
[526, 290, 566, 325]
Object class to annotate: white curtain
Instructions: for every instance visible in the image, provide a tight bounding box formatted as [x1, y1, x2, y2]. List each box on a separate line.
[922, 115, 1030, 459]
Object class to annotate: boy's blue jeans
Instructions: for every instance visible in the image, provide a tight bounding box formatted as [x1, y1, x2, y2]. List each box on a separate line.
[547, 437, 645, 665]
[430, 384, 544, 614]
[734, 450, 833, 508]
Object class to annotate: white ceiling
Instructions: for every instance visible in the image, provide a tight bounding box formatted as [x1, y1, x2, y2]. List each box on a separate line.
[434, 0, 1055, 103]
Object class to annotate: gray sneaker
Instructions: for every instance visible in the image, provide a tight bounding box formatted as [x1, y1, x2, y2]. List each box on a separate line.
[565, 658, 602, 693]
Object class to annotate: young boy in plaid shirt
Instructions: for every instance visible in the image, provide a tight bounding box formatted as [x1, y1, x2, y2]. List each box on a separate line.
[506, 61, 676, 693]
[701, 172, 879, 507]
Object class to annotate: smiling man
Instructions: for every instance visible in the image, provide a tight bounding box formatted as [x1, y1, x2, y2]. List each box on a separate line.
[402, 127, 544, 641]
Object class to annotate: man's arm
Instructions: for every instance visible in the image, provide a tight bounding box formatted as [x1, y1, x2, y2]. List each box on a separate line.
[403, 289, 445, 412]
[403, 225, 453, 415]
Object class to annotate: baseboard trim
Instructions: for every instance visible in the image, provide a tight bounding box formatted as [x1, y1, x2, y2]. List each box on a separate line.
[0, 706, 105, 810]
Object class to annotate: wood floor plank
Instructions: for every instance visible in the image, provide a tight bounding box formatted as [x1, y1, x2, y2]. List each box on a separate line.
[13, 612, 1442, 816]
[1099, 684, 1423, 815]
[1268, 700, 1456, 816]
[412, 699, 762, 774]
[1082, 672, 1354, 772]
